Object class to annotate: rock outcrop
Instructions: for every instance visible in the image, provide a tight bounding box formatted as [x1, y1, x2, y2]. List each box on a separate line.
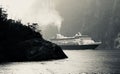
[0, 38, 68, 62]
[0, 7, 67, 62]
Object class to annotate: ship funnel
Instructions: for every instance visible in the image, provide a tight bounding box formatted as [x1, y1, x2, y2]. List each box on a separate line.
[78, 32, 82, 36]
[75, 32, 82, 36]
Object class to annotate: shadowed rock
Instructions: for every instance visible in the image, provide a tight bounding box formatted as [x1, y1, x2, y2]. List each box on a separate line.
[15, 39, 68, 61]
[0, 39, 68, 62]
[0, 7, 67, 62]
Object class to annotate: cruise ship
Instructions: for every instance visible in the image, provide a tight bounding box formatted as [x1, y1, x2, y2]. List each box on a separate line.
[50, 32, 101, 49]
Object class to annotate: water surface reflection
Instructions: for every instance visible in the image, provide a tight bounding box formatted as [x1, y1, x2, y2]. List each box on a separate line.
[0, 50, 120, 74]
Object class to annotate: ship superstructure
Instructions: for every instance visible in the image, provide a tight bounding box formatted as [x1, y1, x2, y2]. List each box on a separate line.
[50, 32, 101, 49]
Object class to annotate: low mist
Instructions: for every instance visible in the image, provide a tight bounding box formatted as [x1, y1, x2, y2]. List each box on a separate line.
[0, 0, 63, 38]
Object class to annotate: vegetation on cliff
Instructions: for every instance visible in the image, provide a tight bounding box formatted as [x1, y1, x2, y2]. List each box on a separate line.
[0, 7, 67, 62]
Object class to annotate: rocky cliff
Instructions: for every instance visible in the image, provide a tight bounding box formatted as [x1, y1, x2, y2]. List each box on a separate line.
[0, 7, 67, 62]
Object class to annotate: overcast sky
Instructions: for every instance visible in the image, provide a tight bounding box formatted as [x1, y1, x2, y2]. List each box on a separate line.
[0, 0, 62, 25]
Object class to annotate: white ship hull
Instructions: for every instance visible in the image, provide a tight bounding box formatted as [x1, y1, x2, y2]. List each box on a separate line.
[59, 43, 100, 50]
[50, 32, 102, 50]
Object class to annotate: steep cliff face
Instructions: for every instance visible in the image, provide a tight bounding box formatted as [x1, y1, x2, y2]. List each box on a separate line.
[57, 0, 120, 49]
[0, 7, 67, 62]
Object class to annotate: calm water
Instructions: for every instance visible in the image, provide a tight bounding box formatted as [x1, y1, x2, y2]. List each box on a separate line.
[0, 50, 120, 74]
